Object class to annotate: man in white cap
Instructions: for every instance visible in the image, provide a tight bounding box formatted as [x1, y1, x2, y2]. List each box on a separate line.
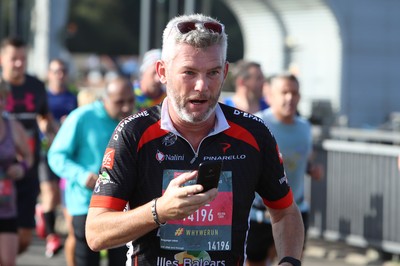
[133, 49, 166, 111]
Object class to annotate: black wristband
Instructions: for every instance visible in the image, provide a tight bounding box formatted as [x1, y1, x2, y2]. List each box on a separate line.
[278, 256, 301, 266]
[151, 198, 166, 226]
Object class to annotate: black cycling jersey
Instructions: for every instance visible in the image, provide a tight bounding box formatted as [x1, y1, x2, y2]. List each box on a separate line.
[91, 102, 293, 265]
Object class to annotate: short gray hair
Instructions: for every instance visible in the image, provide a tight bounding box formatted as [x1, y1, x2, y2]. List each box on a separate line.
[161, 14, 228, 63]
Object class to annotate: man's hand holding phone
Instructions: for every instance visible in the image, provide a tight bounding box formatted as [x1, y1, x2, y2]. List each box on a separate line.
[156, 170, 218, 223]
[196, 160, 223, 193]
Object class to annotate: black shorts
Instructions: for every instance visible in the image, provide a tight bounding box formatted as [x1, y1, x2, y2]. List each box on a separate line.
[16, 163, 40, 228]
[246, 221, 274, 261]
[246, 212, 309, 262]
[39, 154, 60, 183]
[0, 217, 18, 233]
[72, 215, 128, 266]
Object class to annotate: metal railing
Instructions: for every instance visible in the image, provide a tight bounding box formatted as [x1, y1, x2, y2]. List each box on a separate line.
[308, 126, 400, 255]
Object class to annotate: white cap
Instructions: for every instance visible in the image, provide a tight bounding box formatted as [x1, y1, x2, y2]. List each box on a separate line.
[140, 49, 162, 74]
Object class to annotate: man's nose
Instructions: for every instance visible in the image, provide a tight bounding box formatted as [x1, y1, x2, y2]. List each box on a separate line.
[14, 59, 24, 67]
[194, 75, 208, 92]
[121, 101, 134, 112]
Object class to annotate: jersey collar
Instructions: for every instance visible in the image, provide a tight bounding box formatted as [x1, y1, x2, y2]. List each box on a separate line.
[160, 97, 230, 137]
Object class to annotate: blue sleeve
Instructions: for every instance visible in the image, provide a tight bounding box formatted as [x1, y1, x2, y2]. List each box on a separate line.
[47, 110, 91, 188]
[222, 97, 235, 107]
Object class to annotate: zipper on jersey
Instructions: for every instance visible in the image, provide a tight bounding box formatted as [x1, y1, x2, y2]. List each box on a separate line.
[190, 152, 198, 164]
[181, 137, 205, 164]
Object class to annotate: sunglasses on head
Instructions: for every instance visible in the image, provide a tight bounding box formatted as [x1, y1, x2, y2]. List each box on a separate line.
[176, 21, 224, 34]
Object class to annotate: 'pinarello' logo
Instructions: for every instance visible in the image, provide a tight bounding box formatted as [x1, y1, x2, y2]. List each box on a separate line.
[102, 148, 115, 169]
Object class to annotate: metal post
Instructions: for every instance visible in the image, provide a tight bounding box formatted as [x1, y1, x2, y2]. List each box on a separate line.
[29, 0, 50, 78]
[200, 0, 212, 15]
[184, 0, 196, 15]
[168, 0, 178, 20]
[9, 0, 19, 36]
[155, 0, 166, 48]
[139, 0, 152, 58]
[0, 0, 4, 38]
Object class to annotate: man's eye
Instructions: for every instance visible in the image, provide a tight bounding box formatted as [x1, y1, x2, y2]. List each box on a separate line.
[209, 70, 220, 76]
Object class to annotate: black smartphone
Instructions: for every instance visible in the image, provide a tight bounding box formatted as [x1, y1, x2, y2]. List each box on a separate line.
[196, 160, 223, 192]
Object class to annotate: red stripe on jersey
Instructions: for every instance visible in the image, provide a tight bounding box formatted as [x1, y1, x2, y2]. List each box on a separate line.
[263, 188, 293, 209]
[89, 195, 127, 211]
[137, 120, 168, 152]
[225, 121, 260, 151]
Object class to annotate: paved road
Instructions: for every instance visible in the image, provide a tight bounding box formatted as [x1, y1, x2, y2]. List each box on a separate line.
[17, 233, 400, 266]
[304, 238, 399, 266]
[17, 235, 66, 266]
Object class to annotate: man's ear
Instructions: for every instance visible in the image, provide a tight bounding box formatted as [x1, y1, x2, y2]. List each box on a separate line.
[223, 61, 229, 80]
[156, 60, 167, 84]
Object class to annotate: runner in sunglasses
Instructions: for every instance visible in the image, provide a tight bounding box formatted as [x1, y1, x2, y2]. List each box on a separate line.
[86, 13, 304, 266]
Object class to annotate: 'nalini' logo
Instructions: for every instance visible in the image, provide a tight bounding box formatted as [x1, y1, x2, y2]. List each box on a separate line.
[156, 150, 165, 163]
[102, 148, 115, 169]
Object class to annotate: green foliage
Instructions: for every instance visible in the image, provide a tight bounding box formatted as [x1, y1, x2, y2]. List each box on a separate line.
[65, 0, 243, 60]
[66, 0, 139, 55]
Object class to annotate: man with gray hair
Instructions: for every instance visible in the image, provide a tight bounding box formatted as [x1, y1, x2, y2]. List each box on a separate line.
[86, 13, 304, 266]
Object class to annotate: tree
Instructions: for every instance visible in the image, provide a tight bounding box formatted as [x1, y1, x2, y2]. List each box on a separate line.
[65, 0, 243, 61]
[66, 0, 139, 55]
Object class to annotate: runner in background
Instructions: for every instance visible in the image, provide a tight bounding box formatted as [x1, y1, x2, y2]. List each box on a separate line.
[0, 36, 58, 254]
[37, 58, 78, 258]
[133, 49, 166, 111]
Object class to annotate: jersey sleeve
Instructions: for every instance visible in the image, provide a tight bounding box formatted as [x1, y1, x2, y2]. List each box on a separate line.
[90, 119, 138, 211]
[257, 126, 293, 210]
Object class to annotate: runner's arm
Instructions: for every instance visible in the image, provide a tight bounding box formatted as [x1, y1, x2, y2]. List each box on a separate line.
[86, 171, 217, 251]
[269, 202, 304, 261]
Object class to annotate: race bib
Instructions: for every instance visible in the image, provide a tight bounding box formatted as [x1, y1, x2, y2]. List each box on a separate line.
[160, 169, 233, 251]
